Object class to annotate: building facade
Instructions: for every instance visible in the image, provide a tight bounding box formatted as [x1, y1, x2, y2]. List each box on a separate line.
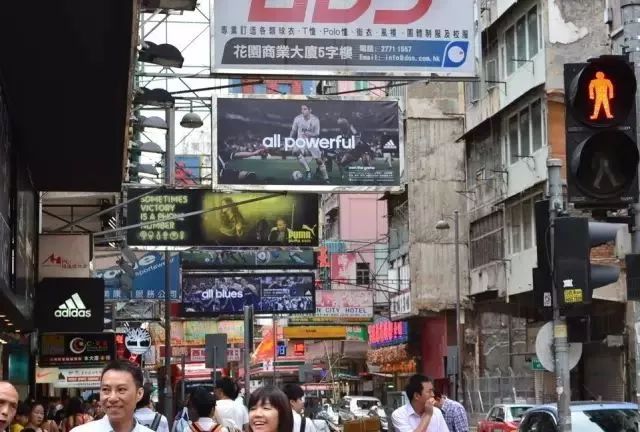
[463, 0, 627, 405]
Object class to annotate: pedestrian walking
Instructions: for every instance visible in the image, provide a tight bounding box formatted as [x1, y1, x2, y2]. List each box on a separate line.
[214, 378, 248, 432]
[61, 398, 93, 432]
[135, 386, 169, 432]
[187, 387, 228, 432]
[248, 387, 293, 432]
[433, 393, 467, 432]
[282, 384, 316, 432]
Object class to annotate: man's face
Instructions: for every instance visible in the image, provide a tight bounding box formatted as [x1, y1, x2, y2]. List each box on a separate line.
[100, 370, 143, 424]
[432, 397, 443, 409]
[0, 382, 18, 430]
[414, 381, 434, 406]
[290, 397, 304, 414]
[277, 220, 287, 232]
[301, 106, 310, 117]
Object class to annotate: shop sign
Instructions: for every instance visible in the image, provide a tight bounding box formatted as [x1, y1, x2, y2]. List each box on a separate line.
[39, 333, 115, 367]
[283, 326, 346, 340]
[54, 367, 103, 388]
[38, 234, 91, 279]
[368, 321, 408, 348]
[391, 290, 411, 319]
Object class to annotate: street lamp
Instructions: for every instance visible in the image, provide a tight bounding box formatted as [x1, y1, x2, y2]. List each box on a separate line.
[180, 101, 203, 129]
[435, 210, 464, 404]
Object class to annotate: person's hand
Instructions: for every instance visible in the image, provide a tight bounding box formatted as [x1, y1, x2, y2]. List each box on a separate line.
[423, 398, 435, 417]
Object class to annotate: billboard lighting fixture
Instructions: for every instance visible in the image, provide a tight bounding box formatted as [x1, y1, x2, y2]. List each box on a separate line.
[134, 115, 168, 131]
[131, 140, 164, 154]
[180, 101, 203, 129]
[142, 0, 197, 12]
[139, 41, 184, 68]
[134, 88, 175, 108]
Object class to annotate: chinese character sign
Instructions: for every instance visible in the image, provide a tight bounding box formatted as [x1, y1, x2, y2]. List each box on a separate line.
[211, 0, 475, 78]
[368, 321, 408, 348]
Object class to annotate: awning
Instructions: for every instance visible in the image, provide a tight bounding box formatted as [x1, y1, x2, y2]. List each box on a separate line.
[0, 1, 137, 192]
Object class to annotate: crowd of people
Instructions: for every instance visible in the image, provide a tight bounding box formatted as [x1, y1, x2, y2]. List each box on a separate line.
[0, 361, 466, 432]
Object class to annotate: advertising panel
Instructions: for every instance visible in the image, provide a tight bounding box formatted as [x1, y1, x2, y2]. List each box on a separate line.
[126, 188, 319, 247]
[54, 367, 103, 389]
[368, 321, 409, 348]
[217, 321, 245, 344]
[94, 251, 180, 301]
[35, 278, 105, 333]
[182, 273, 315, 316]
[214, 96, 402, 191]
[211, 0, 475, 78]
[330, 253, 357, 289]
[289, 289, 373, 324]
[391, 290, 412, 319]
[38, 333, 115, 367]
[184, 321, 218, 345]
[181, 248, 316, 270]
[283, 326, 347, 340]
[39, 234, 91, 280]
[15, 162, 36, 304]
[176, 155, 203, 186]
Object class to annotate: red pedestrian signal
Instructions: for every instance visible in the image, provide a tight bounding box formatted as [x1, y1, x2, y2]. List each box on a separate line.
[564, 55, 639, 207]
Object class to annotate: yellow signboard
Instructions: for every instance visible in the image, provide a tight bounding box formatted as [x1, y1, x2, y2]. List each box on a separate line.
[283, 326, 347, 340]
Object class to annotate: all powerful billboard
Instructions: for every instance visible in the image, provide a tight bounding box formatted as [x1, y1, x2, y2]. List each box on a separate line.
[214, 96, 402, 191]
[181, 248, 316, 269]
[126, 188, 319, 247]
[182, 273, 315, 316]
[211, 0, 475, 78]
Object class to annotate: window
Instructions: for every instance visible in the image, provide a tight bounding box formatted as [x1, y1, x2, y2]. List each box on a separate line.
[531, 99, 543, 151]
[508, 194, 541, 254]
[253, 83, 267, 94]
[470, 212, 504, 268]
[504, 6, 540, 76]
[508, 115, 519, 164]
[356, 263, 370, 285]
[528, 7, 539, 58]
[507, 99, 544, 164]
[505, 26, 515, 75]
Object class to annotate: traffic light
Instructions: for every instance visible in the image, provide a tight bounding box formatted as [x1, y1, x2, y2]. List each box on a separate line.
[553, 217, 624, 308]
[127, 141, 142, 183]
[564, 55, 639, 208]
[532, 199, 553, 319]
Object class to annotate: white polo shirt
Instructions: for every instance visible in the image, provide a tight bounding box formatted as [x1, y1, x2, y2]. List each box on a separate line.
[391, 404, 449, 432]
[135, 407, 170, 432]
[71, 416, 156, 432]
[215, 399, 249, 429]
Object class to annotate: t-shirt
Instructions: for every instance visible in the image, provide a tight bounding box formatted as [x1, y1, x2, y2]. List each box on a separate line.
[215, 399, 248, 430]
[10, 423, 24, 432]
[291, 115, 320, 139]
[292, 411, 316, 432]
[135, 408, 170, 432]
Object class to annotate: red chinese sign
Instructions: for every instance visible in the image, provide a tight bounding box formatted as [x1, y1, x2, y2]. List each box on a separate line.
[368, 321, 408, 348]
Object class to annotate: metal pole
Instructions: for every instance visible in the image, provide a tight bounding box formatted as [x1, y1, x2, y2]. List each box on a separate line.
[273, 314, 278, 385]
[163, 106, 176, 426]
[548, 159, 571, 432]
[454, 210, 463, 403]
[244, 305, 253, 406]
[181, 354, 186, 403]
[621, 0, 640, 405]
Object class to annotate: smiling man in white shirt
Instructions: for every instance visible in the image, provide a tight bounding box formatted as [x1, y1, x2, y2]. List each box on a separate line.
[71, 360, 154, 432]
[391, 375, 449, 432]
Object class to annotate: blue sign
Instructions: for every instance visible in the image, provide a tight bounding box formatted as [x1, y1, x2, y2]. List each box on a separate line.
[277, 342, 287, 357]
[95, 252, 180, 301]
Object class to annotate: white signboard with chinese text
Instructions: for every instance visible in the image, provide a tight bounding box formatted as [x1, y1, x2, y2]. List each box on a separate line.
[391, 290, 412, 319]
[211, 0, 476, 78]
[39, 234, 91, 279]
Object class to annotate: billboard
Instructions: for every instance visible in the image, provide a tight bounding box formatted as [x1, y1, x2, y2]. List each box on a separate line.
[289, 289, 373, 324]
[330, 253, 357, 289]
[211, 0, 475, 78]
[39, 234, 91, 280]
[182, 273, 315, 316]
[176, 155, 202, 186]
[181, 248, 316, 269]
[214, 96, 402, 191]
[38, 333, 116, 367]
[126, 188, 319, 247]
[94, 252, 180, 301]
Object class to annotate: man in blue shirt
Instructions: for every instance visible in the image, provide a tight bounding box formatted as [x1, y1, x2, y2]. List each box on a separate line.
[433, 392, 468, 432]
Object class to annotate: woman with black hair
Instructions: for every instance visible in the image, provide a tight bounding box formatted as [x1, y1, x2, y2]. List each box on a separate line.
[248, 387, 293, 432]
[61, 397, 92, 432]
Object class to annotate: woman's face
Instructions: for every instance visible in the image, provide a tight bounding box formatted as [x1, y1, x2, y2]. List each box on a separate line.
[249, 399, 279, 432]
[29, 404, 45, 426]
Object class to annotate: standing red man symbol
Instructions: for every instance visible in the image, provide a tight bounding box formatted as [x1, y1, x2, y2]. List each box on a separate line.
[589, 71, 614, 120]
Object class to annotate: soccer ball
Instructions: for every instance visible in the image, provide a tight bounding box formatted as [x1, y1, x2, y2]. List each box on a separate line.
[291, 170, 304, 181]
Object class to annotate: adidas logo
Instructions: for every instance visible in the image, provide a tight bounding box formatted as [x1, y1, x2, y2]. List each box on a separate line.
[54, 293, 92, 318]
[383, 140, 397, 150]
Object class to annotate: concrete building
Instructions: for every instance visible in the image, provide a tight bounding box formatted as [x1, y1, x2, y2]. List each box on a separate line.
[462, 0, 627, 405]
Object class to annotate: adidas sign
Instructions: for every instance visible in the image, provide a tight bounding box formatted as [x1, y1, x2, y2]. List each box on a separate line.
[383, 140, 397, 150]
[54, 293, 92, 318]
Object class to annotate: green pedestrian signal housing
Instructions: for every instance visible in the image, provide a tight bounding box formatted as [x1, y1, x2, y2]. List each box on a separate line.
[564, 55, 639, 208]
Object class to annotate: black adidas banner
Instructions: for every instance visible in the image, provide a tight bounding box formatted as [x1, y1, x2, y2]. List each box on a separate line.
[36, 278, 104, 332]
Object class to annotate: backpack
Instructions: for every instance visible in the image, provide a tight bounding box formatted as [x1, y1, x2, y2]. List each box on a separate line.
[190, 423, 223, 432]
[150, 413, 162, 431]
[300, 416, 306, 432]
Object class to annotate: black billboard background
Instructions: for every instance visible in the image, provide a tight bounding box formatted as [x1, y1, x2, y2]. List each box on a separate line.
[36, 278, 105, 332]
[39, 333, 115, 367]
[182, 273, 315, 316]
[126, 189, 319, 247]
[181, 248, 316, 270]
[215, 97, 401, 187]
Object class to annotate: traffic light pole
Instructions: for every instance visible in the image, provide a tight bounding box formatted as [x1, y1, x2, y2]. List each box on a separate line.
[621, 0, 640, 405]
[548, 159, 572, 432]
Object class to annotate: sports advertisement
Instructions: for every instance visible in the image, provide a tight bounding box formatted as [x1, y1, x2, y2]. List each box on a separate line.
[181, 248, 316, 269]
[126, 188, 319, 247]
[211, 0, 475, 78]
[182, 273, 315, 316]
[213, 96, 402, 191]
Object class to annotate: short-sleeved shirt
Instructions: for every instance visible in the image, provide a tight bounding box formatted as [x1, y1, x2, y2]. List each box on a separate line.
[135, 408, 170, 432]
[391, 404, 449, 432]
[215, 399, 249, 430]
[291, 115, 320, 139]
[70, 416, 155, 432]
